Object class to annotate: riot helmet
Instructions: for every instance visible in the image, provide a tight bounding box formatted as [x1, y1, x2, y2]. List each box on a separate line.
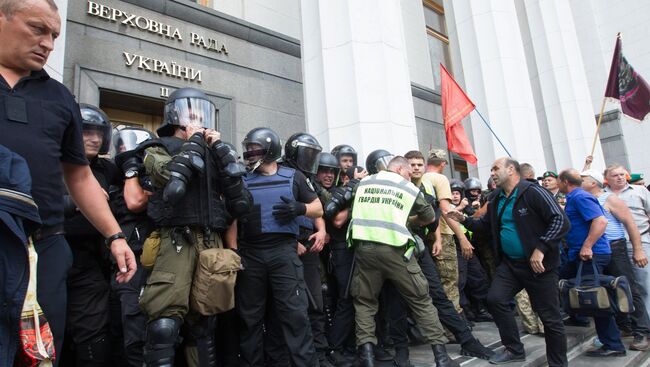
[464, 177, 482, 192]
[450, 179, 465, 193]
[111, 126, 155, 169]
[331, 144, 357, 167]
[242, 127, 282, 171]
[158, 88, 216, 137]
[80, 103, 112, 155]
[365, 149, 394, 175]
[318, 153, 341, 176]
[284, 133, 322, 175]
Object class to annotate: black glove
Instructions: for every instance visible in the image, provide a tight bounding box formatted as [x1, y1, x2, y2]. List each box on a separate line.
[120, 156, 141, 175]
[272, 195, 306, 223]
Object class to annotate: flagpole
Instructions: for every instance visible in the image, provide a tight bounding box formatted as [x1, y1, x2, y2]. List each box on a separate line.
[590, 97, 608, 156]
[472, 109, 512, 157]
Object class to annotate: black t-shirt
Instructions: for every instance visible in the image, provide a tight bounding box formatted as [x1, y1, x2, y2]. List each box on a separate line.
[0, 70, 88, 226]
[240, 168, 318, 247]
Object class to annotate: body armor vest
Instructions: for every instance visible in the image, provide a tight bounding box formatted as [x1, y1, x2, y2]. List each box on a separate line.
[240, 166, 299, 238]
[147, 137, 229, 231]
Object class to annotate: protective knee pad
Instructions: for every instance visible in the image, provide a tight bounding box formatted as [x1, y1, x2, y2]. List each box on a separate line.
[144, 317, 181, 367]
[189, 316, 217, 367]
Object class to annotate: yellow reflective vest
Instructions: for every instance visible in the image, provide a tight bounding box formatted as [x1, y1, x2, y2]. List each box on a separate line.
[347, 171, 420, 249]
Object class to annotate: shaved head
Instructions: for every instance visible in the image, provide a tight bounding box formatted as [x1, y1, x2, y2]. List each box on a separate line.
[0, 0, 57, 18]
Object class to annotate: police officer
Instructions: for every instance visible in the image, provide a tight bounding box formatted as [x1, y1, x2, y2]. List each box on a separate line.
[138, 88, 251, 367]
[109, 126, 156, 366]
[235, 127, 323, 367]
[337, 155, 457, 367]
[449, 179, 492, 324]
[331, 144, 367, 185]
[319, 153, 357, 366]
[63, 104, 120, 366]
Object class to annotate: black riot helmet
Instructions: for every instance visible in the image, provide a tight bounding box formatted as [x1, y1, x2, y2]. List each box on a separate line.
[450, 179, 465, 194]
[317, 153, 341, 176]
[242, 127, 282, 171]
[464, 177, 482, 192]
[79, 103, 112, 154]
[158, 88, 216, 137]
[111, 126, 155, 168]
[331, 144, 357, 166]
[284, 132, 322, 175]
[365, 149, 394, 175]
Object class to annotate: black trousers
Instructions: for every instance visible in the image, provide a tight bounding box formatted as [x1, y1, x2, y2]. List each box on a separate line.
[236, 242, 317, 367]
[457, 241, 490, 309]
[111, 264, 149, 367]
[264, 251, 328, 364]
[327, 246, 356, 351]
[387, 249, 474, 348]
[488, 259, 567, 367]
[607, 239, 650, 336]
[34, 235, 73, 367]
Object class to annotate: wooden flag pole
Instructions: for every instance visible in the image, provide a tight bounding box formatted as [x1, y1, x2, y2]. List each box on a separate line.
[590, 96, 607, 156]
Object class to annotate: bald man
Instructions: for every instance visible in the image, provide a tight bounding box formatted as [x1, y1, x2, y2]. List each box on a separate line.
[558, 169, 625, 357]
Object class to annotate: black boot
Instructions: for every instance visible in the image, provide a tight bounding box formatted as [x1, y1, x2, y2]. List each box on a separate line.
[394, 346, 413, 367]
[431, 344, 459, 367]
[474, 301, 493, 322]
[76, 335, 111, 367]
[358, 343, 375, 367]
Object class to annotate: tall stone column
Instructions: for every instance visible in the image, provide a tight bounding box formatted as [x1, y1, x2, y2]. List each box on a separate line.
[519, 0, 604, 173]
[300, 0, 418, 162]
[444, 0, 546, 179]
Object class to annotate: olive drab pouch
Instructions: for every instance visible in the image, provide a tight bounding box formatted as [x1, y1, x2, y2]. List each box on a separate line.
[190, 248, 241, 315]
[140, 230, 161, 270]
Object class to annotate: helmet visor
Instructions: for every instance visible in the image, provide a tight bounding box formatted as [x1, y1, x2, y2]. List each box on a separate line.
[111, 129, 153, 157]
[165, 97, 217, 130]
[294, 143, 322, 175]
[374, 155, 395, 173]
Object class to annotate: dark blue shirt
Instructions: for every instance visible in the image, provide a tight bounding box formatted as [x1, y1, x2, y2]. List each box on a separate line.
[0, 70, 88, 226]
[497, 188, 526, 259]
[565, 188, 610, 261]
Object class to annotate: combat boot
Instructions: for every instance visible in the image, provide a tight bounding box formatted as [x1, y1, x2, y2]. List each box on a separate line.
[358, 343, 375, 367]
[431, 344, 459, 367]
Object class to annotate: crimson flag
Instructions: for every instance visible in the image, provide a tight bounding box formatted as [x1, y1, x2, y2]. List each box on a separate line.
[604, 35, 650, 122]
[440, 64, 477, 164]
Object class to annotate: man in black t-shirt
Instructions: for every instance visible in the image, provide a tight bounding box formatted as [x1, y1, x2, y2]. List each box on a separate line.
[0, 1, 136, 364]
[235, 128, 323, 367]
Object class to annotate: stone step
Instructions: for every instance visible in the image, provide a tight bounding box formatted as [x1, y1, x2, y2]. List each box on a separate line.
[379, 321, 597, 367]
[568, 335, 650, 367]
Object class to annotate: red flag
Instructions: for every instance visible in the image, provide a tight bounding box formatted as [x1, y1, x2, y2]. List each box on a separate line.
[604, 35, 650, 122]
[440, 64, 477, 164]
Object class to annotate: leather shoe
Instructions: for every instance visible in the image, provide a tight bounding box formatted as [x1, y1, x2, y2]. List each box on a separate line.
[431, 344, 459, 367]
[358, 343, 375, 367]
[488, 349, 525, 365]
[630, 335, 650, 351]
[585, 347, 626, 357]
[460, 338, 494, 360]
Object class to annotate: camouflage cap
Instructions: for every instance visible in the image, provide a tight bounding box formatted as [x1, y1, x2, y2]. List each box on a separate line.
[428, 149, 447, 162]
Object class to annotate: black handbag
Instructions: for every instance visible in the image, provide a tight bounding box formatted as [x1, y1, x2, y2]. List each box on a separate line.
[559, 260, 634, 317]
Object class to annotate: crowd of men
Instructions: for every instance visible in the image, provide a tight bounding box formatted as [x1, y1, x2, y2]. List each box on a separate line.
[2, 1, 650, 367]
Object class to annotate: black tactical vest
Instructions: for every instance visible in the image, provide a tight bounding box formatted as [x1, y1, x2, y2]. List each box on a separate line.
[146, 136, 229, 231]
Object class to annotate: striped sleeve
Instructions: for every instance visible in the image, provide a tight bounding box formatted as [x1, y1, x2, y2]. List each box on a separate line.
[529, 184, 569, 244]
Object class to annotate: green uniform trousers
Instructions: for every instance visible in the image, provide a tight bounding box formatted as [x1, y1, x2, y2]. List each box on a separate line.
[351, 242, 448, 346]
[433, 234, 462, 313]
[139, 227, 221, 321]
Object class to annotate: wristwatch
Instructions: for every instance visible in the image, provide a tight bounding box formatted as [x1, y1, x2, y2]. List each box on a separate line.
[105, 232, 126, 248]
[125, 169, 139, 179]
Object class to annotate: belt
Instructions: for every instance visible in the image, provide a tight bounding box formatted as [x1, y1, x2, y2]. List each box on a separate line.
[32, 224, 65, 242]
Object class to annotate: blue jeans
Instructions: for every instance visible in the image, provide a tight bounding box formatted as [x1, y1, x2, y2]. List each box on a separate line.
[561, 254, 625, 352]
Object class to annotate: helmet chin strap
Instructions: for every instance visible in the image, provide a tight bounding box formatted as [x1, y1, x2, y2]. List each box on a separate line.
[249, 159, 263, 173]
